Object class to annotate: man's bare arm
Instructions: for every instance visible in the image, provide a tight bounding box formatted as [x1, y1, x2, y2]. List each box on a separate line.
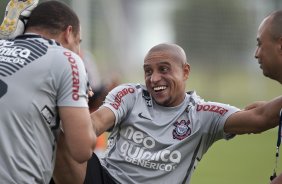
[224, 96, 282, 134]
[59, 107, 97, 163]
[53, 106, 115, 183]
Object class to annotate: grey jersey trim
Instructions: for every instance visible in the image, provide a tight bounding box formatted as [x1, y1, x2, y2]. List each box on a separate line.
[181, 136, 203, 184]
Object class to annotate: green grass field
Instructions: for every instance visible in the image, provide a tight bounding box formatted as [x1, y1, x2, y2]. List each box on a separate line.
[190, 129, 281, 184]
[187, 65, 281, 184]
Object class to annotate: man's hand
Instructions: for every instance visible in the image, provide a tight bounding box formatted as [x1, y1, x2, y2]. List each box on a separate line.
[244, 101, 266, 110]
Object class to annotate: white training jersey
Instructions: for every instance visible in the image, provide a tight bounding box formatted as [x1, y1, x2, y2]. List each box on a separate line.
[101, 83, 240, 184]
[0, 34, 88, 183]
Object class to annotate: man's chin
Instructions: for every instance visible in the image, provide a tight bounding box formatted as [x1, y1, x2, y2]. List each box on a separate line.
[154, 98, 171, 106]
[263, 71, 272, 79]
[152, 97, 164, 105]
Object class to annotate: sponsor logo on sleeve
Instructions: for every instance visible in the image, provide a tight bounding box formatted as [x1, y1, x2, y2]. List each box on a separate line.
[64, 51, 80, 101]
[196, 104, 228, 115]
[110, 87, 135, 110]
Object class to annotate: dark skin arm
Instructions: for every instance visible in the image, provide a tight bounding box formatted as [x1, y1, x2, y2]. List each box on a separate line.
[53, 106, 115, 184]
[52, 131, 87, 184]
[224, 96, 282, 134]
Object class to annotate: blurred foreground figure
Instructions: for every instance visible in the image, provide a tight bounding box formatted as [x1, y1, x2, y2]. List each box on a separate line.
[0, 1, 96, 183]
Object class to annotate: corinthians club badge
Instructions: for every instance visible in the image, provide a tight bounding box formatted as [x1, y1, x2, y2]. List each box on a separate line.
[173, 120, 191, 140]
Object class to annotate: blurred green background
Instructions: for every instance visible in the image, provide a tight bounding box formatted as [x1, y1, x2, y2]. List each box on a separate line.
[1, 0, 281, 183]
[188, 69, 281, 184]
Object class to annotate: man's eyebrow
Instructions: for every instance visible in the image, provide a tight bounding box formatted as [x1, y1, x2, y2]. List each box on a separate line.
[158, 61, 170, 64]
[144, 60, 168, 64]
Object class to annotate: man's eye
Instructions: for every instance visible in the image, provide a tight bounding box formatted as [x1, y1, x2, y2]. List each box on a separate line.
[256, 40, 261, 47]
[144, 70, 152, 76]
[160, 67, 168, 72]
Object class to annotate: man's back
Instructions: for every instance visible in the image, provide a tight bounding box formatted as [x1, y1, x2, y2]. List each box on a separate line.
[0, 34, 87, 183]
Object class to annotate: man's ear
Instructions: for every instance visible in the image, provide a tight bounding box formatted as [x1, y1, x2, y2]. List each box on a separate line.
[183, 63, 190, 80]
[278, 37, 282, 54]
[63, 25, 73, 44]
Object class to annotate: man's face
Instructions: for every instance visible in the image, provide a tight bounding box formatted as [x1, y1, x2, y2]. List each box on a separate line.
[143, 50, 190, 107]
[255, 17, 281, 81]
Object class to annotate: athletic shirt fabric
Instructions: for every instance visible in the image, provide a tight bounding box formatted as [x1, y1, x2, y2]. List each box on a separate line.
[101, 83, 240, 184]
[0, 34, 88, 183]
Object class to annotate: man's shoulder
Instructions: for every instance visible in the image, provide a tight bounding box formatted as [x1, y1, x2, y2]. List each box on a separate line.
[108, 83, 147, 103]
[115, 83, 146, 91]
[186, 90, 203, 105]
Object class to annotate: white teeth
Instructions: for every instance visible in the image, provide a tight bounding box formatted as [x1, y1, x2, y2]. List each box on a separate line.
[153, 86, 166, 91]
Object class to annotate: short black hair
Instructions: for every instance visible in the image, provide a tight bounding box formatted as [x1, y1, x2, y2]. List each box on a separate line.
[26, 0, 80, 35]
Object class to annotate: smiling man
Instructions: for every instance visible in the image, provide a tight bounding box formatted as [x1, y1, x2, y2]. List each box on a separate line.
[54, 43, 282, 184]
[255, 10, 282, 84]
[254, 10, 282, 184]
[143, 44, 189, 107]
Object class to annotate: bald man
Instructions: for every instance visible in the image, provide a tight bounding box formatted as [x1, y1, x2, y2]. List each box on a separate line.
[54, 43, 282, 184]
[255, 10, 282, 184]
[255, 10, 282, 84]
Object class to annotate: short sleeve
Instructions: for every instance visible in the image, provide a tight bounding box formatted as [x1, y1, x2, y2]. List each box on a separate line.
[54, 50, 88, 107]
[102, 84, 137, 125]
[195, 101, 240, 145]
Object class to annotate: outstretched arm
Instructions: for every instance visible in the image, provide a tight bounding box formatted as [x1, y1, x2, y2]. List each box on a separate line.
[224, 96, 282, 134]
[90, 106, 116, 136]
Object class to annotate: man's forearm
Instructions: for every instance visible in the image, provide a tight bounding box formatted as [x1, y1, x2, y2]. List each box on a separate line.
[53, 131, 87, 184]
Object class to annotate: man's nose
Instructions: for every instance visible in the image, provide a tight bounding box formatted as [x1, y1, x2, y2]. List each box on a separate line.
[254, 48, 259, 59]
[150, 72, 161, 83]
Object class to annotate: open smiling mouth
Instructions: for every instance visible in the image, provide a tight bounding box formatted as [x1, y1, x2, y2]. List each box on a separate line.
[153, 85, 167, 92]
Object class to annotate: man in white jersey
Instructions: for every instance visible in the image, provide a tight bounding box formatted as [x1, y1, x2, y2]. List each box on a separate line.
[0, 0, 96, 183]
[52, 42, 282, 184]
[254, 10, 282, 184]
